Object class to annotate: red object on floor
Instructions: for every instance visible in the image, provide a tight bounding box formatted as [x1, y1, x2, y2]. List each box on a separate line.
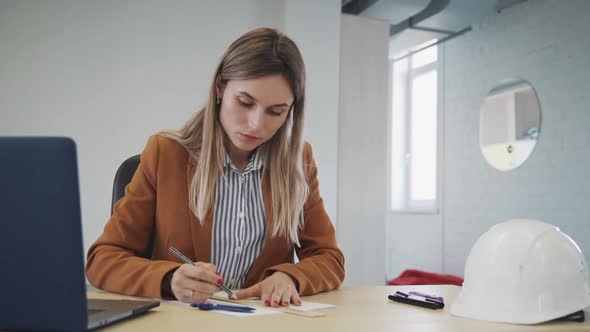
[388, 269, 463, 286]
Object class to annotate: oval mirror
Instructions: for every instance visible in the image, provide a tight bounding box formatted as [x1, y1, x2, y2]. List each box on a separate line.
[479, 78, 541, 171]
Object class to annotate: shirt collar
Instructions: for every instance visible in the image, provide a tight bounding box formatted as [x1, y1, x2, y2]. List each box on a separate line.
[224, 149, 263, 174]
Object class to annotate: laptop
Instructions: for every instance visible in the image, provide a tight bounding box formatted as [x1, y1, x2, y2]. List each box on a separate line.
[0, 137, 160, 331]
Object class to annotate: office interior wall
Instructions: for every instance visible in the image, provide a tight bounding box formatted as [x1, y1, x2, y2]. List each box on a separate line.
[389, 0, 590, 278]
[284, 0, 341, 226]
[338, 14, 389, 285]
[443, 0, 590, 275]
[0, 0, 341, 256]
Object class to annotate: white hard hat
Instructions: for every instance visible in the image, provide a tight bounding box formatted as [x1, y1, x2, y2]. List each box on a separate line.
[450, 219, 590, 324]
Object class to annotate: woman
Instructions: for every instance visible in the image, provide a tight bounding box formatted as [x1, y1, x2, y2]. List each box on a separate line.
[86, 28, 345, 308]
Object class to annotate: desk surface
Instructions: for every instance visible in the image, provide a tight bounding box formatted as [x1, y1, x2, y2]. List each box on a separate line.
[90, 285, 590, 332]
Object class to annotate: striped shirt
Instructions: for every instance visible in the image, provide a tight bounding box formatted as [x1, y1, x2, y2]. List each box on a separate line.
[210, 150, 266, 289]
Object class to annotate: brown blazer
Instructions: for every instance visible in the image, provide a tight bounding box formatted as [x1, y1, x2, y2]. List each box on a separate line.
[86, 135, 345, 298]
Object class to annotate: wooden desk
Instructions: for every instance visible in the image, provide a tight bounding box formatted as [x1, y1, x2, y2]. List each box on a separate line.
[90, 285, 590, 331]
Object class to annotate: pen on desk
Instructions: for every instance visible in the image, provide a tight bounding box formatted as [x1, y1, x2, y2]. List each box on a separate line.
[168, 246, 234, 296]
[190, 302, 255, 313]
[408, 291, 444, 303]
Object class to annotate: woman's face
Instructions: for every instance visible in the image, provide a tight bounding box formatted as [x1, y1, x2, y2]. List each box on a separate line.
[218, 74, 293, 158]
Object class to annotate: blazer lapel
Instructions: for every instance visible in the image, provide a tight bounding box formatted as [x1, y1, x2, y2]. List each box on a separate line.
[261, 172, 274, 251]
[186, 155, 212, 263]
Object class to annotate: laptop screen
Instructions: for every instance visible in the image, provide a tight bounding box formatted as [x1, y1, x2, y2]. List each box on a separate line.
[0, 137, 88, 331]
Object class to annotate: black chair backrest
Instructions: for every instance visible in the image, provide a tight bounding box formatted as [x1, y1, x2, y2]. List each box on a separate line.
[111, 154, 140, 215]
[110, 154, 154, 258]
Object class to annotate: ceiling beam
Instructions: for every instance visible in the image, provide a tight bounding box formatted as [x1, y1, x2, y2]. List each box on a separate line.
[496, 0, 528, 12]
[341, 0, 379, 15]
[392, 26, 472, 62]
[389, 0, 450, 36]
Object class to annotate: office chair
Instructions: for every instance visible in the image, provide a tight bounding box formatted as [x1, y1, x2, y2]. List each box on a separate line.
[111, 154, 140, 214]
[111, 154, 154, 258]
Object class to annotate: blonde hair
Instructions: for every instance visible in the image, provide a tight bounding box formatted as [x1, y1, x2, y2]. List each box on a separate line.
[160, 28, 308, 245]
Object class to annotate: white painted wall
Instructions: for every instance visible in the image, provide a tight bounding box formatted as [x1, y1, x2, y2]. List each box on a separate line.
[284, 0, 341, 226]
[387, 213, 443, 279]
[0, 0, 341, 256]
[388, 0, 590, 279]
[338, 14, 389, 285]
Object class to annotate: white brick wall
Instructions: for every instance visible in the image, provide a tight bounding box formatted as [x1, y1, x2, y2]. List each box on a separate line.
[389, 0, 590, 278]
[444, 0, 590, 275]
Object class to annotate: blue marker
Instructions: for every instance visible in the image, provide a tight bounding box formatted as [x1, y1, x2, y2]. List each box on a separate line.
[191, 302, 256, 313]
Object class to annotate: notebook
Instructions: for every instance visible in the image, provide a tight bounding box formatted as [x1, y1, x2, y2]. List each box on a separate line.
[0, 137, 159, 331]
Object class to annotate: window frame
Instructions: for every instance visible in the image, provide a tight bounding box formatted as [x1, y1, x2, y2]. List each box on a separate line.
[389, 45, 443, 214]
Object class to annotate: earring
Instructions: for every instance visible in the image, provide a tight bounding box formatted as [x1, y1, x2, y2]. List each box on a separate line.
[216, 96, 221, 105]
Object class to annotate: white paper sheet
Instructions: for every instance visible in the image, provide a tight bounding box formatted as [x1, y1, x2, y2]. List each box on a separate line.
[168, 292, 336, 317]
[212, 291, 336, 313]
[168, 299, 281, 317]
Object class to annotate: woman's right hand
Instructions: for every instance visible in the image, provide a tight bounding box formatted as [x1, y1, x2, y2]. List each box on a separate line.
[170, 262, 223, 303]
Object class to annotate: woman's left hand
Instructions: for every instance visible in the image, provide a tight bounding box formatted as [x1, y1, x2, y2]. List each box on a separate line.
[230, 271, 301, 307]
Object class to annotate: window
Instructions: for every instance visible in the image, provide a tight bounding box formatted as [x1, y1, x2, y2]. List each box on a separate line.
[390, 43, 439, 212]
